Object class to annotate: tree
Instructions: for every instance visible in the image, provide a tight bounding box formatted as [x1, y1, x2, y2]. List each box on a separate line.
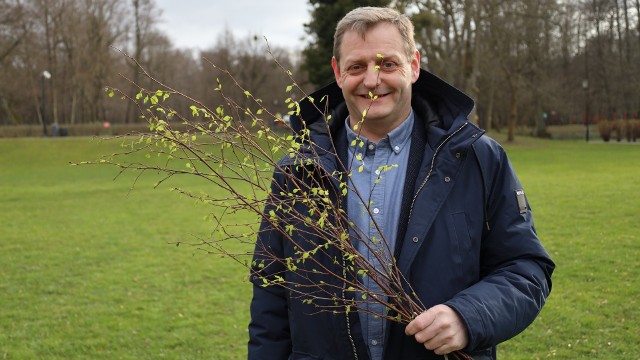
[0, 0, 30, 124]
[123, 0, 163, 123]
[405, 0, 483, 124]
[0, 0, 28, 62]
[302, 0, 390, 87]
[197, 30, 304, 123]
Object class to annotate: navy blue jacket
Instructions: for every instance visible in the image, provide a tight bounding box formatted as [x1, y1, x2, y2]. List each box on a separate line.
[248, 70, 555, 360]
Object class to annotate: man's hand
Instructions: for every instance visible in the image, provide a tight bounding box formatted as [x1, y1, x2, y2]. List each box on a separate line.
[404, 305, 469, 355]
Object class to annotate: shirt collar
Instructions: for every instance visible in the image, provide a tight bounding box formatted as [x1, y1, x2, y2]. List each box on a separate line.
[345, 109, 414, 155]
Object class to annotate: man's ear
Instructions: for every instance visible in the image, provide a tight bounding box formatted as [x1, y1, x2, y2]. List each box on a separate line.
[411, 50, 420, 83]
[331, 57, 343, 87]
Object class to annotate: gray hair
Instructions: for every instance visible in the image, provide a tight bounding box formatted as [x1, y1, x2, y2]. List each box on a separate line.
[333, 7, 416, 63]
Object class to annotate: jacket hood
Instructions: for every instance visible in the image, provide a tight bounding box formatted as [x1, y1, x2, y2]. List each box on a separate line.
[290, 69, 475, 137]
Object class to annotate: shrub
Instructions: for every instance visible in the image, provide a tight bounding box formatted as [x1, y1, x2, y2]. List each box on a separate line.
[626, 119, 640, 142]
[612, 120, 624, 142]
[598, 120, 613, 142]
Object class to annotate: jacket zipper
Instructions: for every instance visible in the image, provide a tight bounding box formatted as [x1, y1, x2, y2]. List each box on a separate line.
[408, 122, 468, 219]
[342, 257, 359, 360]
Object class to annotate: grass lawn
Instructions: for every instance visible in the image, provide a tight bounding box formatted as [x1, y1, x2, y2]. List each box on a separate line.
[0, 137, 251, 359]
[493, 134, 639, 358]
[1, 135, 638, 359]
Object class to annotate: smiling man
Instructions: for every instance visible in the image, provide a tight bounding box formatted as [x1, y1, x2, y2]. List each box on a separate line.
[249, 7, 554, 360]
[332, 20, 419, 143]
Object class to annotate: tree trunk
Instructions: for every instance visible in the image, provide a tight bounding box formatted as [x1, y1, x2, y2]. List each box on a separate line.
[508, 85, 517, 142]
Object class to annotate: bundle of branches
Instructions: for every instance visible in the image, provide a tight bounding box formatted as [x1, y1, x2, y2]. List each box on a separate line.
[92, 51, 470, 360]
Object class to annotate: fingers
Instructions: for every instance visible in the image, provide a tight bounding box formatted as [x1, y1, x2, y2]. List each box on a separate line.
[404, 305, 469, 355]
[405, 308, 435, 336]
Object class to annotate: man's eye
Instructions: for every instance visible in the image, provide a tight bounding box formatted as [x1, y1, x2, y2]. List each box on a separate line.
[381, 62, 397, 70]
[347, 65, 364, 73]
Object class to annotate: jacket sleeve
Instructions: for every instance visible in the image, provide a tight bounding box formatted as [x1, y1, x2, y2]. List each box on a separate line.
[445, 137, 555, 351]
[248, 170, 292, 360]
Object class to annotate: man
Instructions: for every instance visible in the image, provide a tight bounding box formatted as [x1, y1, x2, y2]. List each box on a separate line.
[249, 6, 554, 360]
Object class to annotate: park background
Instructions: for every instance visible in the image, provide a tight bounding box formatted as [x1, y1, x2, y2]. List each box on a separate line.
[1, 0, 639, 359]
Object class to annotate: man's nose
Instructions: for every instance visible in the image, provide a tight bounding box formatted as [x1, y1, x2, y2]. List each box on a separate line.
[362, 65, 380, 89]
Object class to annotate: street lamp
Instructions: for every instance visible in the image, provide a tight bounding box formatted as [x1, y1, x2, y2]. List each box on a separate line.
[582, 79, 589, 143]
[41, 70, 51, 136]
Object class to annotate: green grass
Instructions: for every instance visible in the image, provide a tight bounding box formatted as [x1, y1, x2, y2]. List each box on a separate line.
[1, 135, 638, 359]
[0, 137, 251, 359]
[492, 134, 640, 359]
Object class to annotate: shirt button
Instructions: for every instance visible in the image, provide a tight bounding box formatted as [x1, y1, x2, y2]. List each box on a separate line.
[412, 236, 419, 243]
[371, 339, 378, 346]
[455, 152, 461, 158]
[444, 176, 451, 182]
[373, 208, 380, 214]
[375, 169, 381, 175]
[394, 145, 400, 152]
[368, 143, 375, 150]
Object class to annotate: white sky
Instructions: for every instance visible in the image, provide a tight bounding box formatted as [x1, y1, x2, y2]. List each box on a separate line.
[154, 0, 313, 51]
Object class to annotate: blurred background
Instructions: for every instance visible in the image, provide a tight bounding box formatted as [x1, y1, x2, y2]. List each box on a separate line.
[1, 0, 639, 141]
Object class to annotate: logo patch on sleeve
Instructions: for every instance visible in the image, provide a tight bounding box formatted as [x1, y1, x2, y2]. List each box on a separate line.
[515, 189, 527, 214]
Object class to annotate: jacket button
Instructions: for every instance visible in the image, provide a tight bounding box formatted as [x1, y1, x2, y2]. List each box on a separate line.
[444, 176, 451, 182]
[412, 236, 419, 243]
[455, 152, 461, 159]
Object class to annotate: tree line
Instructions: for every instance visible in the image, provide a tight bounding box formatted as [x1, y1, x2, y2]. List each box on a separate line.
[1, 0, 639, 140]
[395, 0, 640, 140]
[0, 0, 301, 132]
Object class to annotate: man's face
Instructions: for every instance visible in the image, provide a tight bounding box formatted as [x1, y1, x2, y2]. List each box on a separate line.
[332, 22, 420, 136]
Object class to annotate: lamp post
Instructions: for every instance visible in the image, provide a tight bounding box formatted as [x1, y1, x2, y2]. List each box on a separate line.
[582, 79, 589, 143]
[41, 70, 51, 136]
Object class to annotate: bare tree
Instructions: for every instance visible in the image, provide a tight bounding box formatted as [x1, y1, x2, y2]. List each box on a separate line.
[121, 0, 163, 123]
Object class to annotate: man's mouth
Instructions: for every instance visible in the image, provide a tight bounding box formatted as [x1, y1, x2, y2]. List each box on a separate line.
[359, 92, 390, 100]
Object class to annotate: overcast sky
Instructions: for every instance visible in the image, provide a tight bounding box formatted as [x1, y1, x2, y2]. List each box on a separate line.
[154, 1, 313, 51]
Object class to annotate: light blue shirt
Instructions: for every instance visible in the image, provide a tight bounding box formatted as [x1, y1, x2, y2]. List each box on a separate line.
[345, 111, 413, 360]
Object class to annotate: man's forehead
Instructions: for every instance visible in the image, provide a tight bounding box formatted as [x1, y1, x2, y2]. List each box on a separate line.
[339, 28, 405, 60]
